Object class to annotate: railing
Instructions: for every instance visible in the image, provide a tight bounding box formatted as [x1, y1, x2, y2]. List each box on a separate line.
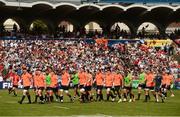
[5, 0, 82, 3]
[99, 0, 180, 3]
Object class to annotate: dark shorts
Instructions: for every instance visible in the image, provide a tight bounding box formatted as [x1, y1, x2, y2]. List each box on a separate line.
[155, 87, 161, 92]
[114, 86, 121, 90]
[85, 86, 92, 91]
[124, 86, 132, 91]
[146, 86, 154, 90]
[24, 86, 30, 90]
[162, 84, 171, 90]
[13, 85, 18, 88]
[34, 87, 38, 91]
[73, 84, 79, 88]
[97, 85, 103, 90]
[138, 84, 146, 88]
[60, 85, 69, 90]
[46, 87, 53, 91]
[79, 85, 85, 89]
[161, 84, 166, 88]
[105, 86, 112, 89]
[166, 85, 171, 90]
[38, 87, 44, 91]
[53, 87, 59, 92]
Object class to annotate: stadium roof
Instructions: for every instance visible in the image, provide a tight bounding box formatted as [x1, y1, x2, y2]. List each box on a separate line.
[0, 0, 180, 11]
[0, 0, 180, 35]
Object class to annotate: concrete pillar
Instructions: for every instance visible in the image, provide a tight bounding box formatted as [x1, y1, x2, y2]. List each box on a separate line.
[100, 24, 111, 35]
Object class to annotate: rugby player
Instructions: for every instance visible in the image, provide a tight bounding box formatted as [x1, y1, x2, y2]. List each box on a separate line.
[144, 69, 156, 102]
[36, 69, 45, 104]
[85, 69, 93, 101]
[94, 69, 104, 101]
[137, 69, 146, 100]
[18, 67, 32, 104]
[78, 68, 86, 102]
[104, 68, 115, 102]
[59, 69, 73, 102]
[71, 70, 80, 100]
[113, 70, 123, 103]
[8, 68, 19, 96]
[123, 69, 135, 102]
[154, 70, 165, 103]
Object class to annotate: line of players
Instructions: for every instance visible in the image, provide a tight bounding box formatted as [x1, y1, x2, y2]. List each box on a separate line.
[8, 66, 175, 104]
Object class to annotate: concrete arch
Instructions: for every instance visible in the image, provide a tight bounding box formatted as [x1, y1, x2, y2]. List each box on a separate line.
[55, 3, 78, 10]
[2, 17, 27, 29]
[84, 21, 102, 32]
[101, 4, 125, 11]
[82, 20, 104, 28]
[78, 4, 101, 10]
[0, 0, 6, 5]
[57, 19, 77, 27]
[28, 18, 56, 33]
[30, 1, 54, 9]
[175, 6, 180, 11]
[149, 5, 176, 11]
[136, 21, 168, 36]
[2, 17, 22, 30]
[125, 4, 149, 11]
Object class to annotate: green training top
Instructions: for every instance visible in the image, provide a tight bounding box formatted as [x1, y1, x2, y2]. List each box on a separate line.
[139, 72, 145, 84]
[72, 73, 79, 85]
[124, 73, 132, 87]
[45, 74, 51, 86]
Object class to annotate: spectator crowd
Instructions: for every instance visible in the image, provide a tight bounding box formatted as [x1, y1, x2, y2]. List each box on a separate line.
[0, 39, 179, 82]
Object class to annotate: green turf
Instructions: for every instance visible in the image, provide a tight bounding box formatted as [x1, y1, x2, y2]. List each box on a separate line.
[0, 89, 179, 116]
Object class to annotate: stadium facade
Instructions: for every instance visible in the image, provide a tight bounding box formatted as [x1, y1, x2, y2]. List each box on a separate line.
[0, 0, 180, 35]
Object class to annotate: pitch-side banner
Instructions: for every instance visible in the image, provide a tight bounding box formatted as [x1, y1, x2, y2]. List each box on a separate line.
[0, 81, 23, 89]
[0, 81, 179, 89]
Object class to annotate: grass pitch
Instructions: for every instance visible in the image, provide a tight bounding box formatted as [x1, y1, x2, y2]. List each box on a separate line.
[0, 89, 179, 116]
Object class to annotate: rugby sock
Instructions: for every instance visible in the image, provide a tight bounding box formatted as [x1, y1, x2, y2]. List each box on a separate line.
[110, 93, 114, 99]
[85, 92, 90, 101]
[44, 94, 47, 102]
[147, 94, 150, 100]
[100, 94, 104, 100]
[68, 94, 72, 101]
[13, 91, 17, 96]
[76, 91, 80, 97]
[90, 95, 93, 101]
[20, 95, 25, 103]
[112, 89, 116, 96]
[81, 94, 85, 102]
[40, 96, 44, 101]
[130, 93, 132, 99]
[153, 94, 156, 99]
[59, 96, 63, 101]
[35, 95, 38, 102]
[117, 92, 121, 99]
[27, 95, 31, 103]
[124, 93, 127, 99]
[68, 94, 72, 98]
[107, 94, 110, 101]
[55, 94, 59, 100]
[8, 88, 12, 94]
[145, 95, 148, 102]
[138, 93, 141, 100]
[165, 92, 167, 97]
[50, 96, 53, 102]
[96, 94, 99, 100]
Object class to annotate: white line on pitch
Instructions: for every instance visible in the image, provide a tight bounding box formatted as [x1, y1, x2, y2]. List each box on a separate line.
[53, 106, 70, 109]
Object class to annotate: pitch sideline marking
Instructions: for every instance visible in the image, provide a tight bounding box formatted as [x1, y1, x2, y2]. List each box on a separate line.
[53, 106, 70, 109]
